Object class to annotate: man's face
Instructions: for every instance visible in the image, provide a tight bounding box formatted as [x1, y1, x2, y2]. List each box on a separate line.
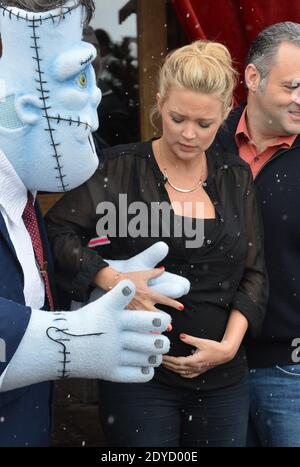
[253, 42, 300, 136]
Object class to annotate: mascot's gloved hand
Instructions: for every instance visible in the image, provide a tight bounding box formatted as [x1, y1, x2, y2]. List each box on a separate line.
[90, 242, 190, 303]
[0, 281, 171, 392]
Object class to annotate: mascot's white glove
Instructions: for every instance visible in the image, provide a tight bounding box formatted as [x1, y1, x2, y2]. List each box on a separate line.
[90, 241, 190, 303]
[0, 281, 171, 392]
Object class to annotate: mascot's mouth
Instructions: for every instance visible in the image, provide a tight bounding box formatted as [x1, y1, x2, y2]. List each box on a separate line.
[44, 114, 95, 147]
[45, 114, 93, 132]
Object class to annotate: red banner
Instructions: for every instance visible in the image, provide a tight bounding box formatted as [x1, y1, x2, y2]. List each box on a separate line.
[172, 0, 300, 102]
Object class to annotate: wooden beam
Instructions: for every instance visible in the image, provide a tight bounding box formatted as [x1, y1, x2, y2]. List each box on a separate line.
[137, 0, 167, 140]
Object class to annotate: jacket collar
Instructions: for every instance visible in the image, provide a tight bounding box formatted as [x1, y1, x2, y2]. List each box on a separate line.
[214, 103, 246, 155]
[215, 102, 300, 153]
[0, 210, 18, 261]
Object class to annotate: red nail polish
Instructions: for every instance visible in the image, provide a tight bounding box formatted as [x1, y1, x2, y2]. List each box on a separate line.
[159, 266, 165, 270]
[178, 305, 184, 311]
[180, 333, 187, 339]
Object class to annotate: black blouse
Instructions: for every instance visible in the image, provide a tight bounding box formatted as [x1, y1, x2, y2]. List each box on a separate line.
[45, 140, 268, 390]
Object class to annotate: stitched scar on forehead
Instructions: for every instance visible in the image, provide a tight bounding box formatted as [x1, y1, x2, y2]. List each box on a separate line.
[80, 54, 94, 66]
[0, 6, 73, 23]
[52, 43, 97, 81]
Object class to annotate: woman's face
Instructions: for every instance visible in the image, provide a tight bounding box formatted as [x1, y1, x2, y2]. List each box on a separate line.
[158, 86, 224, 161]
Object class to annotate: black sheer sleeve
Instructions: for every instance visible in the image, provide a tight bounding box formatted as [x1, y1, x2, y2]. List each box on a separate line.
[45, 169, 109, 302]
[231, 166, 269, 338]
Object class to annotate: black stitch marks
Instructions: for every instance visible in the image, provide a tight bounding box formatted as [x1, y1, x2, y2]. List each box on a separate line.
[46, 325, 106, 379]
[0, 6, 73, 23]
[46, 114, 92, 131]
[29, 18, 68, 191]
[80, 54, 93, 66]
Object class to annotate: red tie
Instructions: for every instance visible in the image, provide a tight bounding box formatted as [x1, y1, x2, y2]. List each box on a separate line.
[22, 192, 54, 310]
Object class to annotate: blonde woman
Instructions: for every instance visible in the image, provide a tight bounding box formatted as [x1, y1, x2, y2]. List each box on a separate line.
[46, 41, 268, 447]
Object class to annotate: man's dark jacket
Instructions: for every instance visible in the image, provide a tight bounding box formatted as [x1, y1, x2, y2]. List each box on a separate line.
[212, 105, 300, 368]
[0, 202, 54, 446]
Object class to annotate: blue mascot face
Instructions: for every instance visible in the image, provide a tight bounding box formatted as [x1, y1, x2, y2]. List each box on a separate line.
[0, 0, 101, 191]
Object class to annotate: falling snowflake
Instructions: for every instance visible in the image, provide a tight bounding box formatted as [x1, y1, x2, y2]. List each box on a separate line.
[107, 415, 115, 425]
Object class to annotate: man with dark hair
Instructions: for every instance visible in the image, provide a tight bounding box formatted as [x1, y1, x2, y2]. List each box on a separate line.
[213, 21, 300, 447]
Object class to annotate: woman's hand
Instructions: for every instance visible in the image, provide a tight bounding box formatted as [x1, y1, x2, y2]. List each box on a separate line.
[162, 333, 238, 378]
[94, 266, 184, 312]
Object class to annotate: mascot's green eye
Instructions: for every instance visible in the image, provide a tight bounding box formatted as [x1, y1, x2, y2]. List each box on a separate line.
[77, 72, 88, 88]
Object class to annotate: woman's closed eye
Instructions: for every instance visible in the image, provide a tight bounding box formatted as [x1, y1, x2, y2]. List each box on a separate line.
[171, 116, 211, 128]
[171, 116, 184, 124]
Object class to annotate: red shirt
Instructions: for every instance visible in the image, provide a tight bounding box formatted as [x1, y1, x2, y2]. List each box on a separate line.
[235, 107, 297, 179]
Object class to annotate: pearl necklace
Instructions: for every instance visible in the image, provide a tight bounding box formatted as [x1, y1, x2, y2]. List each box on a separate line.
[158, 140, 205, 193]
[163, 168, 203, 193]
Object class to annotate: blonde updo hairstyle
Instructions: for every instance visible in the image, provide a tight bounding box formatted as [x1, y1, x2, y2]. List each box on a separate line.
[151, 40, 237, 128]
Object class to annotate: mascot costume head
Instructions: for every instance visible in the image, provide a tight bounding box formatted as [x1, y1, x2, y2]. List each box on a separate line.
[0, 0, 187, 404]
[0, 0, 101, 192]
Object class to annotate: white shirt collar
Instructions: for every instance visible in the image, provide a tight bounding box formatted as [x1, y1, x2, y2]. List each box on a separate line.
[0, 149, 36, 226]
